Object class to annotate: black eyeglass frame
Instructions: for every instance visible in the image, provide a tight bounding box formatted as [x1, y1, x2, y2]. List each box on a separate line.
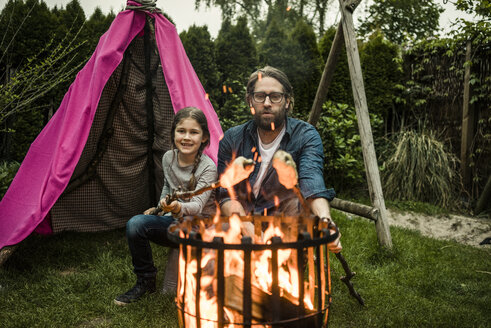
[251, 92, 285, 104]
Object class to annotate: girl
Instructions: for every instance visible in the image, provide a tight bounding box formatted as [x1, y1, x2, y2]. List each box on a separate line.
[114, 107, 217, 305]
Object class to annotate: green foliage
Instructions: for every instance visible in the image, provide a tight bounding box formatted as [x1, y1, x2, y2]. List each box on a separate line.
[0, 0, 57, 68]
[215, 16, 257, 83]
[318, 26, 353, 106]
[381, 129, 459, 208]
[196, 0, 336, 35]
[0, 30, 86, 161]
[257, 18, 290, 68]
[10, 108, 44, 160]
[0, 160, 19, 199]
[360, 31, 403, 122]
[180, 24, 220, 109]
[358, 0, 444, 45]
[0, 0, 115, 160]
[0, 33, 85, 126]
[400, 29, 490, 199]
[258, 18, 323, 117]
[214, 16, 257, 128]
[216, 79, 251, 132]
[286, 19, 323, 117]
[316, 101, 383, 193]
[454, 0, 491, 18]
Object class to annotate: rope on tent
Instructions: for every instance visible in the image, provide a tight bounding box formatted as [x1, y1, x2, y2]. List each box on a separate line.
[125, 0, 162, 13]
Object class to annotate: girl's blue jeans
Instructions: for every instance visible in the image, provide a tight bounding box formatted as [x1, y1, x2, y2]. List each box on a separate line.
[125, 214, 177, 279]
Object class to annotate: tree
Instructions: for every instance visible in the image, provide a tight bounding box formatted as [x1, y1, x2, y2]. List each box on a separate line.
[215, 16, 257, 83]
[257, 18, 291, 68]
[84, 7, 116, 53]
[287, 19, 323, 117]
[0, 0, 57, 69]
[180, 25, 220, 109]
[360, 30, 402, 135]
[454, 0, 491, 18]
[318, 26, 352, 106]
[0, 0, 87, 160]
[214, 16, 258, 129]
[195, 0, 337, 35]
[358, 0, 444, 45]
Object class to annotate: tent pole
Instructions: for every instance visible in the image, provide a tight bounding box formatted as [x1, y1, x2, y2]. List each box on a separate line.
[144, 16, 157, 206]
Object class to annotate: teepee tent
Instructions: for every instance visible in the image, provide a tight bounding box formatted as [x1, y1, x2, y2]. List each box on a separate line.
[0, 1, 223, 250]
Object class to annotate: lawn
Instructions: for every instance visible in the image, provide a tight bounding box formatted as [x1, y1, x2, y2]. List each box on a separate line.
[1, 210, 490, 327]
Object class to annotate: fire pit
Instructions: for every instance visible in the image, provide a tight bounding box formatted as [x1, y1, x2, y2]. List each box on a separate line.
[167, 213, 339, 328]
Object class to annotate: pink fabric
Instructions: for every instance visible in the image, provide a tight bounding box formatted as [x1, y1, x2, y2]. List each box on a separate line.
[153, 14, 222, 161]
[0, 9, 222, 249]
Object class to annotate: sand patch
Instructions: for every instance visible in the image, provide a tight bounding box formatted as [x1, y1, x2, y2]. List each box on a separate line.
[387, 209, 491, 247]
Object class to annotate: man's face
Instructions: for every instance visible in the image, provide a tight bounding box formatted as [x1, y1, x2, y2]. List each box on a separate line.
[250, 77, 290, 132]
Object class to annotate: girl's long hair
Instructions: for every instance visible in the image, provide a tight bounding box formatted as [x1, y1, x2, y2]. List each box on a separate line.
[170, 107, 211, 190]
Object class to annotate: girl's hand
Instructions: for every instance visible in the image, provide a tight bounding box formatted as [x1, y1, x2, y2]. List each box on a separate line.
[159, 199, 182, 215]
[143, 207, 157, 215]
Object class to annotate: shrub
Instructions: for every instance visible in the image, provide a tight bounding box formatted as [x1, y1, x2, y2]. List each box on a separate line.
[381, 129, 459, 207]
[0, 161, 20, 199]
[317, 101, 383, 194]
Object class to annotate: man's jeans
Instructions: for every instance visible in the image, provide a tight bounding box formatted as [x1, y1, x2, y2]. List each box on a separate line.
[126, 214, 177, 279]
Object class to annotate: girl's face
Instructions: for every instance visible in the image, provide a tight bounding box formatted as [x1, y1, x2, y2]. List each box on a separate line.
[174, 118, 207, 158]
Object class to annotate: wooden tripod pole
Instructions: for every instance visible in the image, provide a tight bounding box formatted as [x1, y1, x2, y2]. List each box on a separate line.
[338, 0, 392, 248]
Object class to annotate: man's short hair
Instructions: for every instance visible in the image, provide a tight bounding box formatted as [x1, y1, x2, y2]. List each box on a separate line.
[246, 66, 294, 111]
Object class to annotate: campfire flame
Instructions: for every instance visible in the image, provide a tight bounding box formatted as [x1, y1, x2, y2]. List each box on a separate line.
[176, 151, 328, 327]
[219, 156, 254, 190]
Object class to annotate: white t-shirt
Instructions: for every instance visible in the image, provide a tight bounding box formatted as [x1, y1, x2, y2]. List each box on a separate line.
[253, 126, 286, 198]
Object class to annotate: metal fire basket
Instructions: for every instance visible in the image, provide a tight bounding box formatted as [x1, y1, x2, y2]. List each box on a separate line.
[167, 215, 339, 328]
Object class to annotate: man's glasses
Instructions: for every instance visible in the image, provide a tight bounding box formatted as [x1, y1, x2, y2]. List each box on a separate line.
[252, 92, 284, 104]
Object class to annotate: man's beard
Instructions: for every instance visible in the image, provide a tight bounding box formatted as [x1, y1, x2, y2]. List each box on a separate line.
[253, 105, 287, 131]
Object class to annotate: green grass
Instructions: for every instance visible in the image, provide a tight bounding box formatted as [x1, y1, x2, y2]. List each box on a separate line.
[385, 200, 452, 216]
[1, 212, 490, 328]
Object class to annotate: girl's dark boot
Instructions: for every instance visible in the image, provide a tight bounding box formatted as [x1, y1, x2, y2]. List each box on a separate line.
[114, 276, 156, 305]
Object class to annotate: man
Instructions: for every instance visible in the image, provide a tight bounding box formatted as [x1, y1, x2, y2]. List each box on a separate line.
[217, 66, 341, 251]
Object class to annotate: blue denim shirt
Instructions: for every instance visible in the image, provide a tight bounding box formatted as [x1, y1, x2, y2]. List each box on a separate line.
[217, 117, 335, 214]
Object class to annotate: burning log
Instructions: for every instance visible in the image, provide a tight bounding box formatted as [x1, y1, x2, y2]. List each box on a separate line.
[169, 215, 339, 328]
[224, 275, 317, 327]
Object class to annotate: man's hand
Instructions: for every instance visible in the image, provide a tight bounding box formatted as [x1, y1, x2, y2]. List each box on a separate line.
[326, 221, 342, 253]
